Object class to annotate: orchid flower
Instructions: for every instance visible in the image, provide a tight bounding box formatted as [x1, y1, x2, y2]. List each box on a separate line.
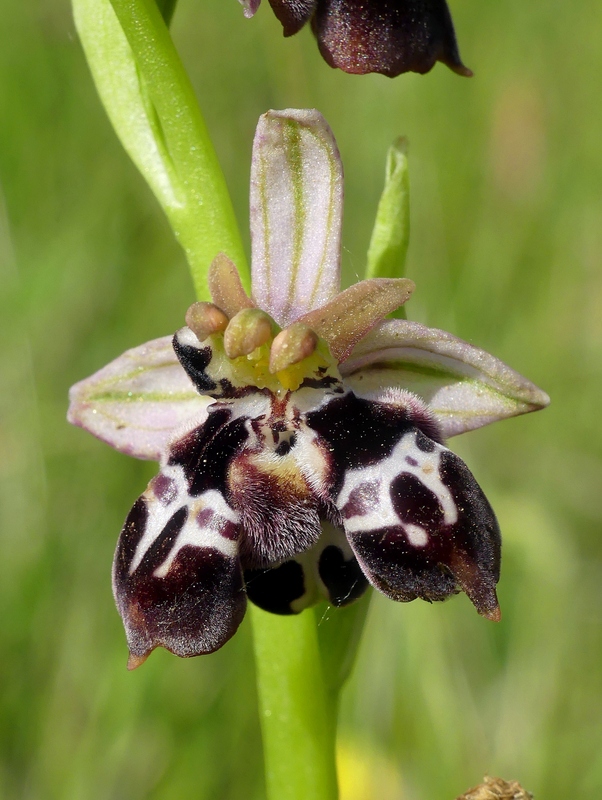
[68, 109, 548, 668]
[240, 0, 472, 77]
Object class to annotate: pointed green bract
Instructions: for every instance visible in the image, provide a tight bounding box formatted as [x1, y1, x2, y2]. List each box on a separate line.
[366, 137, 410, 282]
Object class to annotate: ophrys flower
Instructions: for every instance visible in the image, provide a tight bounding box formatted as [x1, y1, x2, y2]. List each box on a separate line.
[69, 110, 548, 667]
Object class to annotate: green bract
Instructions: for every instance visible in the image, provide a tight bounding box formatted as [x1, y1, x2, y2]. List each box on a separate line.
[73, 0, 249, 298]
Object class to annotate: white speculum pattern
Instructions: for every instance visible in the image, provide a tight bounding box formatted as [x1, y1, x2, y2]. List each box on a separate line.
[129, 464, 239, 579]
[337, 430, 458, 547]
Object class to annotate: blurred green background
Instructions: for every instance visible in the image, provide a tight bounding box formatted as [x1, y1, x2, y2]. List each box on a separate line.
[1, 0, 601, 797]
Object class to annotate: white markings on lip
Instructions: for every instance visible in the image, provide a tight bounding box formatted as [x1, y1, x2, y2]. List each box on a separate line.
[293, 427, 331, 496]
[129, 462, 239, 577]
[129, 464, 186, 575]
[337, 430, 458, 546]
[404, 523, 429, 547]
[132, 389, 332, 581]
[152, 489, 239, 578]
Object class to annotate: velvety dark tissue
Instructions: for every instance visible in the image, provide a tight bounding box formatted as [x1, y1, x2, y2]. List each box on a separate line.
[172, 336, 216, 392]
[268, 0, 471, 77]
[318, 545, 368, 606]
[169, 409, 249, 497]
[114, 501, 246, 657]
[244, 560, 307, 614]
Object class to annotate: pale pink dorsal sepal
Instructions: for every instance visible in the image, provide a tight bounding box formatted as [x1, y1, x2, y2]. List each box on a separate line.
[250, 109, 343, 327]
[67, 336, 210, 461]
[341, 319, 550, 438]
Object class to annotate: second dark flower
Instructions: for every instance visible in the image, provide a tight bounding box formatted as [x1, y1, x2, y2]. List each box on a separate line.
[241, 0, 472, 77]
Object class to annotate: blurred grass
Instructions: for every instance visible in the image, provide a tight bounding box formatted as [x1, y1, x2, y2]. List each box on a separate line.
[1, 0, 601, 797]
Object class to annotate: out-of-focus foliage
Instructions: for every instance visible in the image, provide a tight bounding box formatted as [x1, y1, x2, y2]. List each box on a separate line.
[1, 0, 601, 797]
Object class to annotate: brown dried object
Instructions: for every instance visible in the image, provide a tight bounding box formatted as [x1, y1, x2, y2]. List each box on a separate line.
[456, 775, 533, 800]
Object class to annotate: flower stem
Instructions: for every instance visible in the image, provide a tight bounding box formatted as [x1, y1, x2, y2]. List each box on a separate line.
[251, 594, 372, 800]
[251, 605, 339, 800]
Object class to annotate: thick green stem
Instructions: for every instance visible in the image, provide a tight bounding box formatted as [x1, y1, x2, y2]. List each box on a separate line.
[316, 592, 372, 695]
[251, 605, 339, 800]
[251, 593, 372, 800]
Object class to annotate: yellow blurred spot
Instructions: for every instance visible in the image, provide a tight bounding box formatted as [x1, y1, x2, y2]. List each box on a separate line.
[337, 738, 404, 800]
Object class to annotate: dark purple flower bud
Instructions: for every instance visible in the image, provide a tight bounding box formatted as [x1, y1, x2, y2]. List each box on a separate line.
[247, 0, 471, 77]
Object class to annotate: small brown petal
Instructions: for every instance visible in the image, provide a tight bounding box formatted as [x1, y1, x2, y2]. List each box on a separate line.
[299, 277, 415, 362]
[127, 651, 149, 671]
[209, 253, 255, 319]
[449, 550, 501, 622]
